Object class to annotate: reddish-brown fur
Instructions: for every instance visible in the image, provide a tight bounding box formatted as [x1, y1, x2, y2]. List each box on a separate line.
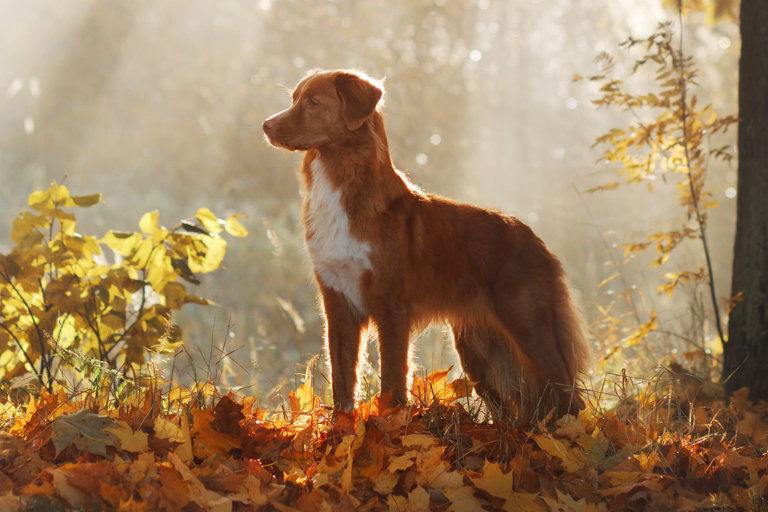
[263, 69, 588, 420]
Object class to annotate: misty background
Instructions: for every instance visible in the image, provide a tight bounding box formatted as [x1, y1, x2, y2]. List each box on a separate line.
[0, 0, 738, 398]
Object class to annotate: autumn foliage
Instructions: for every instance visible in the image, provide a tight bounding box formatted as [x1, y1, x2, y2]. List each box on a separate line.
[1, 368, 767, 511]
[0, 183, 247, 391]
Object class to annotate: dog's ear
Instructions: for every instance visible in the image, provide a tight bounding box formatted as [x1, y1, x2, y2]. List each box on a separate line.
[335, 72, 383, 131]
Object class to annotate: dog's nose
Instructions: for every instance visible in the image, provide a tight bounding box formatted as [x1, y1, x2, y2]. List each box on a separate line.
[262, 118, 275, 134]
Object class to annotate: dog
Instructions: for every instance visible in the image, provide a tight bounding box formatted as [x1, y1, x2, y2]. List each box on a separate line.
[263, 69, 588, 420]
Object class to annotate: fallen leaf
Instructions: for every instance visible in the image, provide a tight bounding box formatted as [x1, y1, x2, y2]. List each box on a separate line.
[154, 416, 185, 443]
[408, 485, 430, 510]
[388, 494, 409, 511]
[50, 409, 118, 458]
[169, 451, 233, 512]
[402, 433, 437, 448]
[104, 420, 149, 453]
[470, 461, 515, 500]
[373, 470, 399, 495]
[191, 407, 241, 458]
[445, 485, 488, 511]
[540, 489, 589, 512]
[48, 467, 92, 509]
[533, 434, 588, 473]
[506, 492, 547, 512]
[388, 452, 417, 472]
[0, 491, 21, 512]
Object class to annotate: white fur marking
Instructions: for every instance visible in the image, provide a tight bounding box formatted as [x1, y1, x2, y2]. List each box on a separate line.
[305, 159, 372, 312]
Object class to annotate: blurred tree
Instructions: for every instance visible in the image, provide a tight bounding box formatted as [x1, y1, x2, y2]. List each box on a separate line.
[723, 0, 768, 400]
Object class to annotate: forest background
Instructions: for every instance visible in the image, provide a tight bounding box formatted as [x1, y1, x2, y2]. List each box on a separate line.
[0, 0, 738, 399]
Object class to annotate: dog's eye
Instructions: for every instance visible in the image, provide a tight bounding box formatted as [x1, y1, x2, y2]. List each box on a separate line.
[306, 98, 320, 108]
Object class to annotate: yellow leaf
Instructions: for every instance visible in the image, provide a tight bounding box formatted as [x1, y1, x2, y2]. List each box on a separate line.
[154, 416, 185, 443]
[634, 451, 660, 472]
[412, 368, 465, 404]
[146, 245, 174, 291]
[11, 211, 46, 248]
[470, 460, 515, 500]
[585, 181, 621, 193]
[288, 378, 318, 413]
[187, 237, 227, 274]
[101, 231, 143, 257]
[445, 486, 489, 512]
[623, 311, 658, 347]
[533, 434, 588, 473]
[167, 386, 192, 408]
[597, 272, 621, 289]
[104, 420, 149, 453]
[388, 452, 416, 472]
[225, 215, 248, 237]
[29, 183, 70, 211]
[139, 211, 160, 235]
[196, 208, 223, 235]
[70, 193, 102, 207]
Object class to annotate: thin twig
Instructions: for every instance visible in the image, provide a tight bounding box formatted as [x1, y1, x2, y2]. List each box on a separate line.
[675, 0, 726, 346]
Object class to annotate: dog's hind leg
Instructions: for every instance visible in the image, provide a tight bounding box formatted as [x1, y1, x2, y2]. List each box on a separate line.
[451, 325, 527, 420]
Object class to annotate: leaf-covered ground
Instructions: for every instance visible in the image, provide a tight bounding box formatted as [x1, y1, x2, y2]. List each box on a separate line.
[1, 370, 767, 511]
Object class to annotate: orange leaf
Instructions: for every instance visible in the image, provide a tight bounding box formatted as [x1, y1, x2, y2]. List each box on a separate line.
[191, 408, 242, 458]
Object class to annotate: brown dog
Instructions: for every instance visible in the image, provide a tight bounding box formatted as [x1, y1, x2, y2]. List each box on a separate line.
[263, 69, 587, 420]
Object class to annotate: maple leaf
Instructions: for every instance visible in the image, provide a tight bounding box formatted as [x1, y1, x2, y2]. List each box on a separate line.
[539, 489, 598, 512]
[104, 420, 149, 453]
[445, 486, 489, 511]
[533, 434, 588, 473]
[408, 485, 430, 509]
[410, 367, 473, 405]
[373, 469, 399, 495]
[50, 409, 119, 458]
[154, 416, 186, 443]
[507, 492, 548, 512]
[168, 451, 234, 512]
[192, 407, 242, 458]
[9, 388, 73, 437]
[48, 466, 93, 509]
[470, 461, 517, 504]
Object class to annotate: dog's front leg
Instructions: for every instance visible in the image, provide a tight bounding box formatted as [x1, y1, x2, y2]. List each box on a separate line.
[374, 309, 411, 405]
[319, 283, 366, 411]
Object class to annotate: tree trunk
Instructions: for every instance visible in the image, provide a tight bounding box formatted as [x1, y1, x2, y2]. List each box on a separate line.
[723, 0, 768, 400]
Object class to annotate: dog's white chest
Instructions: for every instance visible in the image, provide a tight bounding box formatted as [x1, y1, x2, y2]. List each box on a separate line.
[304, 159, 372, 312]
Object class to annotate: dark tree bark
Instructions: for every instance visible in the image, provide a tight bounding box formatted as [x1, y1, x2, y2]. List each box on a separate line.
[723, 0, 768, 399]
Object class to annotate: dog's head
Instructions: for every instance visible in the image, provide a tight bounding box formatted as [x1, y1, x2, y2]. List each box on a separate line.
[263, 69, 384, 151]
